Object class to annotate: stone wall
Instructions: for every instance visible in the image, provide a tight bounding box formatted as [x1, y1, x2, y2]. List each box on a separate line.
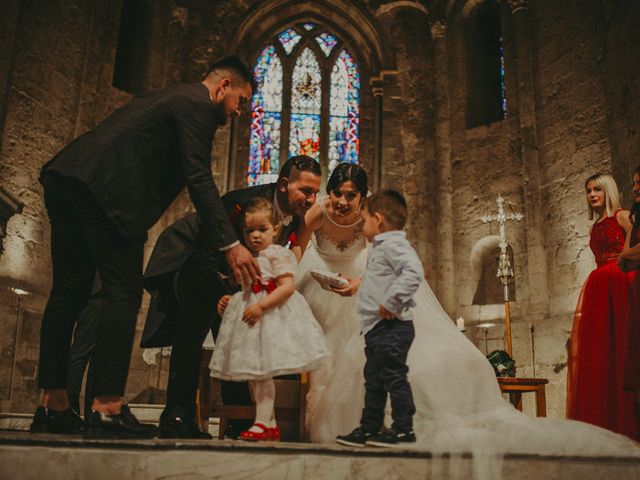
[0, 0, 638, 422]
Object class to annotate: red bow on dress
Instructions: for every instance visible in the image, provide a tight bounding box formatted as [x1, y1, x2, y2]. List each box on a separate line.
[251, 279, 277, 294]
[287, 231, 298, 248]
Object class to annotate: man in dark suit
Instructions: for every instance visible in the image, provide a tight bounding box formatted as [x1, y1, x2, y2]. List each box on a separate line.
[141, 155, 321, 438]
[32, 57, 260, 439]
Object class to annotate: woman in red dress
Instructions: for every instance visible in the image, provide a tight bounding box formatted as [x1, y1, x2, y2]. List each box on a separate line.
[567, 173, 640, 440]
[621, 166, 640, 416]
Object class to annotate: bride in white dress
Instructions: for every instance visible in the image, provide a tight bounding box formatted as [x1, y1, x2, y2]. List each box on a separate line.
[297, 163, 640, 458]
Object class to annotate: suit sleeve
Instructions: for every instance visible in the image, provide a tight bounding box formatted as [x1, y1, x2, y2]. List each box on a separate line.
[174, 99, 237, 258]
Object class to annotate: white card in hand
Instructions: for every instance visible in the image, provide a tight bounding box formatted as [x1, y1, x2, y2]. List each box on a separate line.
[309, 269, 349, 291]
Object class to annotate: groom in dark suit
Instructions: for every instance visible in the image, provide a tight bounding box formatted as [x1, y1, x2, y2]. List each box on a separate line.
[142, 155, 321, 438]
[33, 57, 259, 438]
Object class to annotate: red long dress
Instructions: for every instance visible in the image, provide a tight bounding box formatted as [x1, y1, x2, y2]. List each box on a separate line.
[624, 224, 640, 392]
[567, 212, 640, 440]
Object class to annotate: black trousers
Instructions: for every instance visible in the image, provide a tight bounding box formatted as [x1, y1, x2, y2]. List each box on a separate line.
[39, 173, 145, 397]
[360, 319, 416, 434]
[164, 251, 252, 419]
[66, 291, 101, 415]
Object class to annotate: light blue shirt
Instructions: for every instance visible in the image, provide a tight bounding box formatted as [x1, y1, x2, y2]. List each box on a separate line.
[357, 230, 424, 335]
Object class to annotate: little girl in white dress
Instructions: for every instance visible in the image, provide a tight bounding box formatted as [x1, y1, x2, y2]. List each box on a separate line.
[209, 197, 328, 441]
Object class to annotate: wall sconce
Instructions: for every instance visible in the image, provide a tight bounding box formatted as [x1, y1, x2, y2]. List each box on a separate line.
[476, 322, 498, 356]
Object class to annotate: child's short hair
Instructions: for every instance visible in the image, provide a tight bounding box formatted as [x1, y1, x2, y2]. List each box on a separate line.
[365, 189, 408, 229]
[242, 197, 277, 226]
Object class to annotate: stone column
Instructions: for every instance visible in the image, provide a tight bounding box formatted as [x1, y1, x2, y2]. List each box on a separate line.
[430, 20, 456, 313]
[507, 0, 549, 318]
[371, 82, 384, 192]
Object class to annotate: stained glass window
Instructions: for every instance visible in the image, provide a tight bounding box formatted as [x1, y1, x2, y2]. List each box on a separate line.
[499, 36, 507, 119]
[328, 50, 360, 173]
[277, 28, 302, 55]
[248, 45, 283, 186]
[315, 32, 338, 57]
[289, 48, 322, 160]
[247, 26, 360, 185]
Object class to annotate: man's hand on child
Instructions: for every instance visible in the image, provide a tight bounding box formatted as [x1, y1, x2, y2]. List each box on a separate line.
[242, 303, 264, 326]
[217, 295, 232, 315]
[379, 305, 395, 320]
[331, 274, 361, 297]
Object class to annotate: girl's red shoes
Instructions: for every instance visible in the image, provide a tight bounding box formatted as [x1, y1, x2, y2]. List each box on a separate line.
[239, 423, 281, 442]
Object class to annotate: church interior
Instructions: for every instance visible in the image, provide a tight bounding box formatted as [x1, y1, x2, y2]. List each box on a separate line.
[0, 0, 639, 477]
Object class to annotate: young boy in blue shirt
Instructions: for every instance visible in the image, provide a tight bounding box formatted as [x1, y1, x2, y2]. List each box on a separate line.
[336, 189, 424, 447]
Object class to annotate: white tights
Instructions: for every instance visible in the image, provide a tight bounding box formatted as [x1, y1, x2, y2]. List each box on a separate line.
[249, 379, 276, 429]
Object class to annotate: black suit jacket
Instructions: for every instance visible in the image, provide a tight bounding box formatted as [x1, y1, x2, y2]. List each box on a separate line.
[41, 83, 236, 256]
[141, 183, 301, 347]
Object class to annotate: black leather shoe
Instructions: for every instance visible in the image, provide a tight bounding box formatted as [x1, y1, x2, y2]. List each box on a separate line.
[159, 407, 212, 439]
[30, 406, 84, 434]
[85, 405, 159, 439]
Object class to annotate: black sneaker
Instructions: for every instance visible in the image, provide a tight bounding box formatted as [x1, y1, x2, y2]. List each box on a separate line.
[85, 405, 159, 439]
[159, 407, 212, 439]
[365, 429, 416, 447]
[30, 406, 84, 434]
[335, 427, 374, 447]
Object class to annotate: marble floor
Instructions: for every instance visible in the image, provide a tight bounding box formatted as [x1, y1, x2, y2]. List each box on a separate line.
[1, 431, 639, 480]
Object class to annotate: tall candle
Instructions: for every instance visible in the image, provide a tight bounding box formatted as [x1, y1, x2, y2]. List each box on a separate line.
[456, 317, 465, 330]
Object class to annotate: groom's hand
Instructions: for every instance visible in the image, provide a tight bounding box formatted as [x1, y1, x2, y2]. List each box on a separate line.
[331, 274, 361, 297]
[225, 243, 261, 288]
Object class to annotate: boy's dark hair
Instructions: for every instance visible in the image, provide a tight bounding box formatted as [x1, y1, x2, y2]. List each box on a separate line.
[204, 56, 257, 92]
[326, 162, 369, 198]
[242, 197, 277, 227]
[365, 189, 408, 229]
[278, 155, 321, 182]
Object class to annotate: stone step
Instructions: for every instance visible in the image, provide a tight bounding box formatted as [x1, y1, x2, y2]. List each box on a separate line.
[0, 431, 639, 480]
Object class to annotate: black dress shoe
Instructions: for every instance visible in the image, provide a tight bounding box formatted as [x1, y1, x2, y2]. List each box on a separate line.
[159, 407, 212, 439]
[85, 405, 159, 439]
[30, 406, 84, 434]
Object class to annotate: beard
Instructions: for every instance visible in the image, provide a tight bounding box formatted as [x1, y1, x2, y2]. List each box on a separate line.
[214, 104, 228, 126]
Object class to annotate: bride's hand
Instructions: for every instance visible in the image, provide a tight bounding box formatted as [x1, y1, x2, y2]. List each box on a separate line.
[331, 274, 361, 297]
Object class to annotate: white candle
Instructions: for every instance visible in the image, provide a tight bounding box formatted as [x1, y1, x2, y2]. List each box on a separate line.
[456, 317, 465, 330]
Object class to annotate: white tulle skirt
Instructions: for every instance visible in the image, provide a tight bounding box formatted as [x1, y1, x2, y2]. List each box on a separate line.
[297, 242, 640, 461]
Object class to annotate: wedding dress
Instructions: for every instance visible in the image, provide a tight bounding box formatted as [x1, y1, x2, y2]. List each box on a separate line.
[296, 205, 640, 459]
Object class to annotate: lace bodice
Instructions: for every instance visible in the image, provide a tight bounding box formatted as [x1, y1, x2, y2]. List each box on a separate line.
[312, 198, 366, 260]
[590, 213, 626, 267]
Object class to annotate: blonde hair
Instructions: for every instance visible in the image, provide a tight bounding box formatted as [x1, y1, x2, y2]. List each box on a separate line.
[584, 173, 621, 220]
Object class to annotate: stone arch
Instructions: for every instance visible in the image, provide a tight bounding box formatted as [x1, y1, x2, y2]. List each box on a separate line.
[231, 0, 395, 76]
[469, 235, 516, 305]
[229, 0, 394, 189]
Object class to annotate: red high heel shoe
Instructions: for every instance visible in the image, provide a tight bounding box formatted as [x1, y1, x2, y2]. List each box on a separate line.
[239, 423, 272, 442]
[270, 425, 281, 442]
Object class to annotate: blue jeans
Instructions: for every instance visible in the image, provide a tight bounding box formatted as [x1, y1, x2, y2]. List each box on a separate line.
[360, 319, 416, 434]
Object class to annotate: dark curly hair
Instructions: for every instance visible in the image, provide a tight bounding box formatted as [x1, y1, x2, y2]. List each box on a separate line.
[326, 162, 369, 199]
[632, 165, 640, 227]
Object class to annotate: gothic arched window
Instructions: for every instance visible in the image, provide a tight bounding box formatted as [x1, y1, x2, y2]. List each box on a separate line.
[247, 23, 360, 185]
[465, 0, 507, 128]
